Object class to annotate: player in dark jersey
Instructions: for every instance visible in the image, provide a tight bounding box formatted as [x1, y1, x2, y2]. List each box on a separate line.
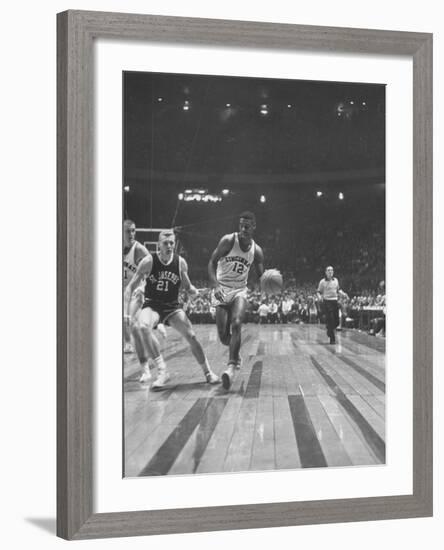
[125, 230, 219, 390]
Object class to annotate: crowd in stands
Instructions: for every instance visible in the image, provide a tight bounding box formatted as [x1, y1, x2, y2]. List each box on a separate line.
[180, 278, 386, 337]
[179, 192, 385, 295]
[170, 191, 386, 336]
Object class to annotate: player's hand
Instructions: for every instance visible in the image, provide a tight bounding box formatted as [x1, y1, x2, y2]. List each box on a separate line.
[188, 285, 199, 297]
[214, 286, 225, 302]
[133, 287, 144, 299]
[124, 314, 131, 328]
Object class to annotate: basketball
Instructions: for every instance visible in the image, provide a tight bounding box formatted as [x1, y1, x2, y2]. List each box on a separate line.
[261, 269, 283, 295]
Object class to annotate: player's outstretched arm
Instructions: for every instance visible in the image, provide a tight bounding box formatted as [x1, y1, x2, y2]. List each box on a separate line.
[125, 254, 152, 313]
[134, 242, 149, 265]
[179, 257, 198, 297]
[207, 234, 234, 288]
[253, 244, 265, 282]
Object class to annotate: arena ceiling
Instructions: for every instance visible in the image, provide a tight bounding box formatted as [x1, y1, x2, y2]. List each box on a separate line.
[124, 71, 385, 186]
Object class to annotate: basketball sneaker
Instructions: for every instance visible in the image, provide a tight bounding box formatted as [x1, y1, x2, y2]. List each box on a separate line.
[151, 369, 171, 390]
[205, 370, 220, 384]
[139, 364, 152, 383]
[221, 364, 235, 390]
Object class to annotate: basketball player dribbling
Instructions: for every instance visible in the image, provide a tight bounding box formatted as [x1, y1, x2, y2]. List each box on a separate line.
[208, 211, 265, 390]
[125, 230, 219, 389]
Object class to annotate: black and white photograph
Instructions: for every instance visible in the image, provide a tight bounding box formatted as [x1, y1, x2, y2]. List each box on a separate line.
[122, 70, 386, 477]
[1, 0, 438, 544]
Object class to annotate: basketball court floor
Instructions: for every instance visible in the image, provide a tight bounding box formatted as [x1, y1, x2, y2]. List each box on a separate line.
[124, 323, 385, 477]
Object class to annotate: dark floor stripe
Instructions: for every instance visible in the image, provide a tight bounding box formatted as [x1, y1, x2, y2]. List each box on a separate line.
[147, 387, 176, 401]
[343, 330, 386, 353]
[191, 398, 228, 472]
[310, 356, 385, 463]
[334, 340, 367, 356]
[288, 395, 327, 468]
[244, 361, 263, 398]
[290, 333, 299, 347]
[332, 337, 377, 358]
[138, 398, 209, 476]
[326, 349, 385, 392]
[243, 333, 252, 346]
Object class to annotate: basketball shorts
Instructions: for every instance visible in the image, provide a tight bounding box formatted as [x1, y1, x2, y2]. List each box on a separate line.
[211, 285, 248, 308]
[142, 300, 181, 326]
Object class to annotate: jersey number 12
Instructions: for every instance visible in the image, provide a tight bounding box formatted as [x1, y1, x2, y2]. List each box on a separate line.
[232, 262, 245, 274]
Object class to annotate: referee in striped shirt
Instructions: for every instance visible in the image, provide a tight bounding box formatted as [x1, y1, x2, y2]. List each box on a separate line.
[316, 266, 349, 344]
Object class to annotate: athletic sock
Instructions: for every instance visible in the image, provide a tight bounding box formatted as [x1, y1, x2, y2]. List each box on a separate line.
[153, 355, 167, 372]
[199, 357, 212, 375]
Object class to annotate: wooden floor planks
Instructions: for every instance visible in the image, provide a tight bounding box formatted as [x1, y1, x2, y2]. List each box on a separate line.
[124, 323, 386, 477]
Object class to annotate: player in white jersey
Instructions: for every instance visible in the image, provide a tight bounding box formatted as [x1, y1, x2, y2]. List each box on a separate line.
[208, 211, 265, 390]
[123, 220, 149, 357]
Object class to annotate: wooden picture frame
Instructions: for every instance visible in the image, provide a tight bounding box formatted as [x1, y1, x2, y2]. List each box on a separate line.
[57, 10, 433, 540]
